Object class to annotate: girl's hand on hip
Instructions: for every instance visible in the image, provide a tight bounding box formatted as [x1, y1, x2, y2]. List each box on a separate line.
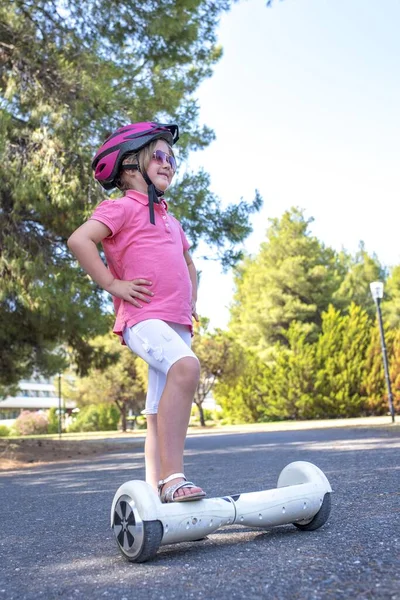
[108, 279, 153, 307]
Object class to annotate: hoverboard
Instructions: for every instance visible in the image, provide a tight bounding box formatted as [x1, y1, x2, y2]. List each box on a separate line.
[110, 461, 332, 563]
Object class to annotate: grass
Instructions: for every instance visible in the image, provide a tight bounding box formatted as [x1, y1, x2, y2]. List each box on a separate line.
[2, 415, 398, 443]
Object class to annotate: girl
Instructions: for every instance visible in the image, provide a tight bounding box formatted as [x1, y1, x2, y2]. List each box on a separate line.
[68, 122, 205, 503]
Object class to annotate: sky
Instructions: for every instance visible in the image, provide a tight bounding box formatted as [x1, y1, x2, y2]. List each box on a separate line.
[185, 0, 400, 330]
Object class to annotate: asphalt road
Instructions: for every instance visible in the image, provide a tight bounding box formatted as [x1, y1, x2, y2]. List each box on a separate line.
[0, 425, 399, 600]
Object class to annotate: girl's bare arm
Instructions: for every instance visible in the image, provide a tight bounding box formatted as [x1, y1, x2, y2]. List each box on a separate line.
[68, 220, 153, 307]
[184, 250, 199, 321]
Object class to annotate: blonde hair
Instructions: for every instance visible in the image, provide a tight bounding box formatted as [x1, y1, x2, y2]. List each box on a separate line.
[117, 138, 174, 191]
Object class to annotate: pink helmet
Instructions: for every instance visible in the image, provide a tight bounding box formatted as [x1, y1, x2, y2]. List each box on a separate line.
[92, 122, 179, 190]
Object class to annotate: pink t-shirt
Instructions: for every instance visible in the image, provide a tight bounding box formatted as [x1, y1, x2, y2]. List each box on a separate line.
[90, 189, 192, 337]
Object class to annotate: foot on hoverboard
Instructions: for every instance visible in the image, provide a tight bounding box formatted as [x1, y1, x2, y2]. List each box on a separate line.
[158, 472, 206, 503]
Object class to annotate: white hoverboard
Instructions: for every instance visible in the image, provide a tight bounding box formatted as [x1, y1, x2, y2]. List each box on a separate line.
[110, 461, 332, 563]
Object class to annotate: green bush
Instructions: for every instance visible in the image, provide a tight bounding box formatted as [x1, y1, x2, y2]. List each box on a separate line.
[190, 406, 221, 426]
[136, 415, 147, 430]
[67, 403, 120, 432]
[14, 411, 49, 436]
[47, 407, 60, 434]
[127, 415, 147, 430]
[202, 408, 215, 422]
[0, 425, 10, 437]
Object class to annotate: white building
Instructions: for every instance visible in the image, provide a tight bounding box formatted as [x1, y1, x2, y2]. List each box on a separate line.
[0, 378, 76, 427]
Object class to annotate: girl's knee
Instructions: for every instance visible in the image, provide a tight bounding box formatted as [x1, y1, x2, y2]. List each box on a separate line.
[169, 356, 200, 386]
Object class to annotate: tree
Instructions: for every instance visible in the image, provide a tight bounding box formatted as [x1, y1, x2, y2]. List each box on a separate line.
[67, 333, 146, 431]
[191, 319, 234, 426]
[332, 243, 385, 318]
[0, 0, 262, 387]
[260, 321, 318, 420]
[362, 325, 387, 415]
[216, 321, 317, 423]
[214, 347, 273, 423]
[384, 265, 400, 329]
[389, 328, 400, 415]
[229, 207, 345, 357]
[314, 303, 371, 418]
[363, 324, 400, 416]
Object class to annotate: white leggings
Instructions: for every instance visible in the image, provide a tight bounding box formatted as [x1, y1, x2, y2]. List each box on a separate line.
[123, 319, 198, 415]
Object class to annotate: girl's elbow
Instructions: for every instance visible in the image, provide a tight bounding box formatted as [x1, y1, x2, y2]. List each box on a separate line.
[67, 232, 81, 253]
[67, 233, 75, 251]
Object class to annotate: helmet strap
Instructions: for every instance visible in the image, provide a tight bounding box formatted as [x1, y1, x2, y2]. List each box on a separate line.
[139, 167, 163, 226]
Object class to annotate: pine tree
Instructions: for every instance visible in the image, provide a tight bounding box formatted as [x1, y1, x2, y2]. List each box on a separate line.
[266, 322, 317, 420]
[363, 325, 400, 416]
[0, 0, 262, 387]
[333, 243, 385, 318]
[214, 348, 272, 423]
[384, 265, 400, 329]
[315, 303, 371, 417]
[389, 328, 400, 415]
[229, 207, 345, 357]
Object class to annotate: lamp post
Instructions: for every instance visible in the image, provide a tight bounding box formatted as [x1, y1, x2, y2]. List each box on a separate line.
[58, 373, 62, 438]
[369, 282, 395, 423]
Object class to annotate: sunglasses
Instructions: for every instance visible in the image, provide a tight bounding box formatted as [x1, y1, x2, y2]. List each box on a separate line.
[152, 149, 176, 171]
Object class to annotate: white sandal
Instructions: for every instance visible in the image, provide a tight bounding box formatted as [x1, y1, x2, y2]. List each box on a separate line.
[158, 472, 206, 503]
